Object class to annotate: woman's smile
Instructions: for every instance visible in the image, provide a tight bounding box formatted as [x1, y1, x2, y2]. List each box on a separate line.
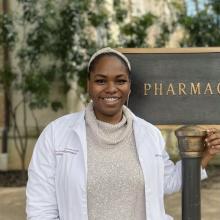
[100, 96, 121, 104]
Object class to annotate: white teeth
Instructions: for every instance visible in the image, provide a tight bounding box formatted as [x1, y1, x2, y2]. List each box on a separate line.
[103, 97, 118, 101]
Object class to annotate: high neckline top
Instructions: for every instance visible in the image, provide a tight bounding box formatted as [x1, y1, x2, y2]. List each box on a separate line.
[85, 102, 146, 220]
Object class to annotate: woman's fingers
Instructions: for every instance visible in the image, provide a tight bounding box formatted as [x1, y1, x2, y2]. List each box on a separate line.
[205, 129, 220, 143]
[204, 128, 220, 156]
[207, 145, 220, 155]
[206, 128, 217, 135]
[206, 138, 220, 147]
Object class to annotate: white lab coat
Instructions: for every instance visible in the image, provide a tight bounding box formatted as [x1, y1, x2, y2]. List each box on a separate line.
[26, 109, 207, 220]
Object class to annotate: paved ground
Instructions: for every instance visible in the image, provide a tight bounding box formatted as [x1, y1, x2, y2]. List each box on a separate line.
[0, 184, 220, 220]
[165, 190, 220, 220]
[0, 187, 26, 220]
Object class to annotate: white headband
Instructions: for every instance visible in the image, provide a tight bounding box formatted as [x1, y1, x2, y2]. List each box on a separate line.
[88, 47, 131, 72]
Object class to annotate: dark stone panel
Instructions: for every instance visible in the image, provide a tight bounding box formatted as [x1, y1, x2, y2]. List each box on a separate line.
[125, 53, 220, 124]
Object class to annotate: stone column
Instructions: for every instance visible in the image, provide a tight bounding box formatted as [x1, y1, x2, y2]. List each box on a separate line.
[66, 80, 85, 113]
[0, 86, 8, 171]
[0, 0, 9, 170]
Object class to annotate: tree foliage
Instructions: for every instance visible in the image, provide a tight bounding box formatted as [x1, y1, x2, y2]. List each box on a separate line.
[180, 0, 220, 46]
[119, 13, 156, 47]
[6, 0, 169, 96]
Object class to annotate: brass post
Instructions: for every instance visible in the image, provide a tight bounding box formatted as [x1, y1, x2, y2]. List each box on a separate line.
[175, 125, 206, 220]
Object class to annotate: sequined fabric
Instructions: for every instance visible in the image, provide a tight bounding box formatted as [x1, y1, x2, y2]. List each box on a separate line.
[85, 102, 146, 220]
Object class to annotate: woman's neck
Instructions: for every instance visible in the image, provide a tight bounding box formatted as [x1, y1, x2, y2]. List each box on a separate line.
[93, 109, 123, 124]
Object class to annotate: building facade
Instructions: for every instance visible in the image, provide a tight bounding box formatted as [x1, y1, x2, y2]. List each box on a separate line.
[3, 0, 218, 171]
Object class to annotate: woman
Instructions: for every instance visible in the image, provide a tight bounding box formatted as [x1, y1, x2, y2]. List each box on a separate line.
[26, 47, 220, 220]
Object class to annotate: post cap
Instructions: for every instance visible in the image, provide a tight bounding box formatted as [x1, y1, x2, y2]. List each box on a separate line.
[175, 125, 206, 158]
[175, 125, 206, 137]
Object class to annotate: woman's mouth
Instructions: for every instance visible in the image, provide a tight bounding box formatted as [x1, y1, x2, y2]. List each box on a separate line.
[101, 97, 120, 104]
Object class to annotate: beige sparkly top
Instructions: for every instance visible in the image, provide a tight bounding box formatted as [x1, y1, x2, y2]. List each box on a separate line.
[85, 102, 146, 220]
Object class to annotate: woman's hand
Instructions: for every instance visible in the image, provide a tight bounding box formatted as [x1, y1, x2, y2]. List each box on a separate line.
[201, 128, 220, 169]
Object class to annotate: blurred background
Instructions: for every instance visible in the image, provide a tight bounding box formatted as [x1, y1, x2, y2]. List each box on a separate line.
[0, 0, 220, 219]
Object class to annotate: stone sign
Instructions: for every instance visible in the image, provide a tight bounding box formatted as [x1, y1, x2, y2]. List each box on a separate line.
[119, 48, 220, 125]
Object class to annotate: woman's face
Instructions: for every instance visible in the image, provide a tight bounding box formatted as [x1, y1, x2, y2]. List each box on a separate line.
[87, 55, 131, 123]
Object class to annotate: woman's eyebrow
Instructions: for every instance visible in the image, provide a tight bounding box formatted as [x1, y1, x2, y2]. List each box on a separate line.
[94, 74, 107, 78]
[116, 74, 127, 78]
[93, 73, 127, 78]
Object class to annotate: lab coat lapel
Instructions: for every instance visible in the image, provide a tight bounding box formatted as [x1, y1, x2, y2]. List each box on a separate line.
[71, 110, 88, 175]
[133, 117, 158, 220]
[133, 117, 155, 181]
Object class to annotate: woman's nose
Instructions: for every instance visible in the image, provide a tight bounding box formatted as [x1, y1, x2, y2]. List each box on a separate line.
[105, 82, 117, 93]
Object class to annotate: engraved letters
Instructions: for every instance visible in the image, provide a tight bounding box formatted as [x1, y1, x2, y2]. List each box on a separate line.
[190, 83, 201, 95]
[144, 82, 220, 96]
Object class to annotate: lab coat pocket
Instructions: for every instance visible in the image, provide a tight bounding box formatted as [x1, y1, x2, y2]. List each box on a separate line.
[55, 146, 81, 187]
[63, 147, 79, 155]
[55, 147, 79, 156]
[55, 147, 79, 168]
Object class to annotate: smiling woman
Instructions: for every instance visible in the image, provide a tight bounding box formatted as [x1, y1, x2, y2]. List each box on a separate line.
[26, 47, 220, 220]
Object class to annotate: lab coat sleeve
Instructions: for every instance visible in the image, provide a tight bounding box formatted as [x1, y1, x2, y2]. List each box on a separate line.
[26, 123, 59, 220]
[162, 146, 182, 195]
[160, 133, 208, 195]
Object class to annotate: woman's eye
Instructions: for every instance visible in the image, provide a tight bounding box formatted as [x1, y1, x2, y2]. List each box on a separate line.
[95, 79, 105, 84]
[117, 79, 127, 84]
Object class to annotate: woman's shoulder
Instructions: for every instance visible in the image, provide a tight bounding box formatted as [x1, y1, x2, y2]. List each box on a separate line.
[42, 110, 85, 134]
[53, 110, 85, 125]
[133, 115, 161, 134]
[133, 115, 165, 147]
[127, 107, 160, 134]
